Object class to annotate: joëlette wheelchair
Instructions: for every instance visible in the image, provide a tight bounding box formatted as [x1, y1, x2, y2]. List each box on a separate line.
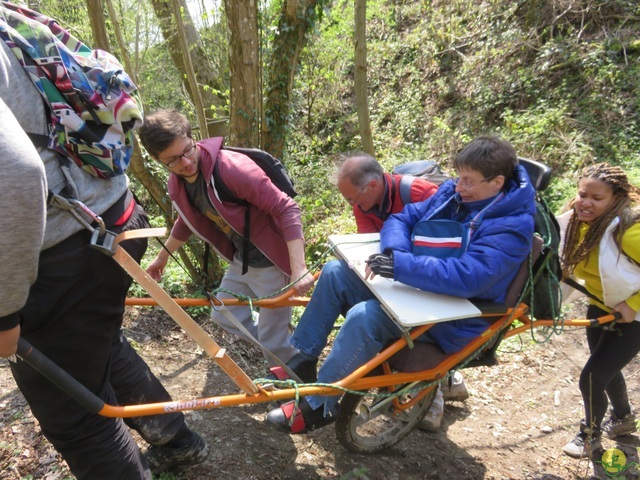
[15, 157, 618, 454]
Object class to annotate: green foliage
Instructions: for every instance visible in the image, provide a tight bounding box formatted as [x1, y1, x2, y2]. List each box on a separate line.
[31, 0, 640, 295]
[285, 0, 640, 254]
[37, 0, 93, 42]
[286, 154, 355, 261]
[153, 472, 180, 480]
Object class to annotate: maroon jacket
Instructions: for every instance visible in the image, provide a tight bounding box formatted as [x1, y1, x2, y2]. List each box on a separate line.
[169, 137, 303, 275]
[353, 172, 438, 233]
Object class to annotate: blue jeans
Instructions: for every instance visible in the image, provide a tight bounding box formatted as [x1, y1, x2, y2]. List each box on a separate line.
[290, 260, 403, 413]
[296, 261, 490, 415]
[306, 298, 405, 413]
[290, 260, 376, 357]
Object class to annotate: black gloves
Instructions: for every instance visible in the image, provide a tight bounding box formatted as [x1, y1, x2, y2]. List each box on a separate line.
[366, 252, 394, 279]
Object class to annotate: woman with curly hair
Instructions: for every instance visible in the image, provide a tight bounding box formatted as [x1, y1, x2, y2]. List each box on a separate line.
[559, 163, 640, 459]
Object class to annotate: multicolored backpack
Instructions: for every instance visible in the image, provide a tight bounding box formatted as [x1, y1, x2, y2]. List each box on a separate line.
[0, 1, 143, 178]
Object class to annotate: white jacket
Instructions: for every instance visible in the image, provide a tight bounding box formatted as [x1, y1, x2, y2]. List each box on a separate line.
[558, 211, 640, 321]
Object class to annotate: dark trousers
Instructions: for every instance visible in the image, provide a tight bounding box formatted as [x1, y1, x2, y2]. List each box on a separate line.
[11, 203, 185, 480]
[580, 304, 640, 429]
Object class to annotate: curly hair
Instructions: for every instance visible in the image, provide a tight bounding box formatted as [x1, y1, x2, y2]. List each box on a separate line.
[561, 162, 640, 277]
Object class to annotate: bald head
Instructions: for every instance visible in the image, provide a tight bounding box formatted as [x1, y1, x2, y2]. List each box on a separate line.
[335, 153, 384, 188]
[334, 153, 385, 211]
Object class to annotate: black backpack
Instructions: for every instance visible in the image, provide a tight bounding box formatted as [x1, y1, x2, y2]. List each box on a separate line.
[212, 146, 297, 274]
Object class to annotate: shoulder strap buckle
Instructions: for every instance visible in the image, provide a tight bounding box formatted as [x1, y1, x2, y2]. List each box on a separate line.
[90, 229, 117, 256]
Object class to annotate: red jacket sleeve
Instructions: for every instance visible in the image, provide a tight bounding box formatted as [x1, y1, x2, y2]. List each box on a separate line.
[409, 177, 439, 203]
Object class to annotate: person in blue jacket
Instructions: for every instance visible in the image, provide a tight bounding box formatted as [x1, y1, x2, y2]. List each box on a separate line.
[266, 136, 536, 433]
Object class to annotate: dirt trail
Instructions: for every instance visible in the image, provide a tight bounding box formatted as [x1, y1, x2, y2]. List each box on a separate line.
[2, 303, 639, 479]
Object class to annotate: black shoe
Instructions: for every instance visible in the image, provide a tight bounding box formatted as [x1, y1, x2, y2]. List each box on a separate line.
[562, 422, 602, 459]
[265, 398, 337, 434]
[266, 354, 318, 383]
[144, 431, 209, 473]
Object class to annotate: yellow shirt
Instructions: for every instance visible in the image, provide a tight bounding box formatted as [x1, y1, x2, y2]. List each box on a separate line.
[573, 222, 640, 312]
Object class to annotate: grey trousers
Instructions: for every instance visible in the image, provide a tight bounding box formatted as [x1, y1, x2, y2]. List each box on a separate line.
[211, 255, 296, 366]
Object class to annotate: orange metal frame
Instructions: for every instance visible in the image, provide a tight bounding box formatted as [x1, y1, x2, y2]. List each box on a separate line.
[113, 293, 617, 419]
[29, 228, 613, 419]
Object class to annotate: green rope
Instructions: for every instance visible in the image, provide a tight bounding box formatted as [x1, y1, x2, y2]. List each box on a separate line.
[254, 376, 441, 402]
[517, 197, 564, 344]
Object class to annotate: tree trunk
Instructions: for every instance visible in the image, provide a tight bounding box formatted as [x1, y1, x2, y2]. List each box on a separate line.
[172, 0, 208, 138]
[150, 0, 228, 138]
[354, 0, 374, 155]
[103, 0, 137, 83]
[262, 0, 324, 159]
[85, 1, 223, 285]
[85, 0, 111, 51]
[223, 0, 260, 147]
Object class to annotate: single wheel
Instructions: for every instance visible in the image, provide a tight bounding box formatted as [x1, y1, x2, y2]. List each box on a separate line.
[335, 382, 436, 453]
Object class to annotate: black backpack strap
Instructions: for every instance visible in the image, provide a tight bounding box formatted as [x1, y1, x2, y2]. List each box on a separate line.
[562, 277, 603, 304]
[212, 160, 251, 275]
[212, 160, 243, 205]
[241, 209, 251, 275]
[25, 131, 49, 149]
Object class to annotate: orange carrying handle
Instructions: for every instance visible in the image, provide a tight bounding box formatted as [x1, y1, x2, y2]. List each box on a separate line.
[125, 271, 319, 308]
[16, 310, 619, 419]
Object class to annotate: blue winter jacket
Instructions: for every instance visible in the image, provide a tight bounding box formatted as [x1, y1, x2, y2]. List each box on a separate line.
[379, 164, 536, 353]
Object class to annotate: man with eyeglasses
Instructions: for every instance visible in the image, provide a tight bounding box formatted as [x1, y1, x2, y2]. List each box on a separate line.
[332, 153, 467, 430]
[138, 109, 315, 370]
[334, 153, 438, 233]
[265, 136, 536, 434]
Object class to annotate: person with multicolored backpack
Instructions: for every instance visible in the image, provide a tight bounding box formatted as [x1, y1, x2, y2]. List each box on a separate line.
[0, 6, 208, 478]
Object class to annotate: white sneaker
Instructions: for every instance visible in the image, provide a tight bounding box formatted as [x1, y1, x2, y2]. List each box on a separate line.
[442, 371, 469, 402]
[562, 431, 602, 459]
[418, 385, 444, 432]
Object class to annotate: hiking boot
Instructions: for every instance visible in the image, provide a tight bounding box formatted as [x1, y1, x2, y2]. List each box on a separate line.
[265, 398, 338, 434]
[442, 371, 469, 402]
[418, 385, 444, 432]
[562, 429, 602, 459]
[265, 353, 318, 384]
[603, 410, 637, 439]
[144, 431, 209, 473]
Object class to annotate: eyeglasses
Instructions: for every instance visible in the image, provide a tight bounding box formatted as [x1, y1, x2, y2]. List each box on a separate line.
[158, 141, 197, 168]
[346, 183, 370, 205]
[455, 176, 494, 191]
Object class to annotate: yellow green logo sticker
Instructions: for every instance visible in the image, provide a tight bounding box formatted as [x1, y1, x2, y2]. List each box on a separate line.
[595, 448, 638, 478]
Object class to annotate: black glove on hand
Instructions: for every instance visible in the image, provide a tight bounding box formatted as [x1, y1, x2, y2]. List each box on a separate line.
[366, 252, 394, 279]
